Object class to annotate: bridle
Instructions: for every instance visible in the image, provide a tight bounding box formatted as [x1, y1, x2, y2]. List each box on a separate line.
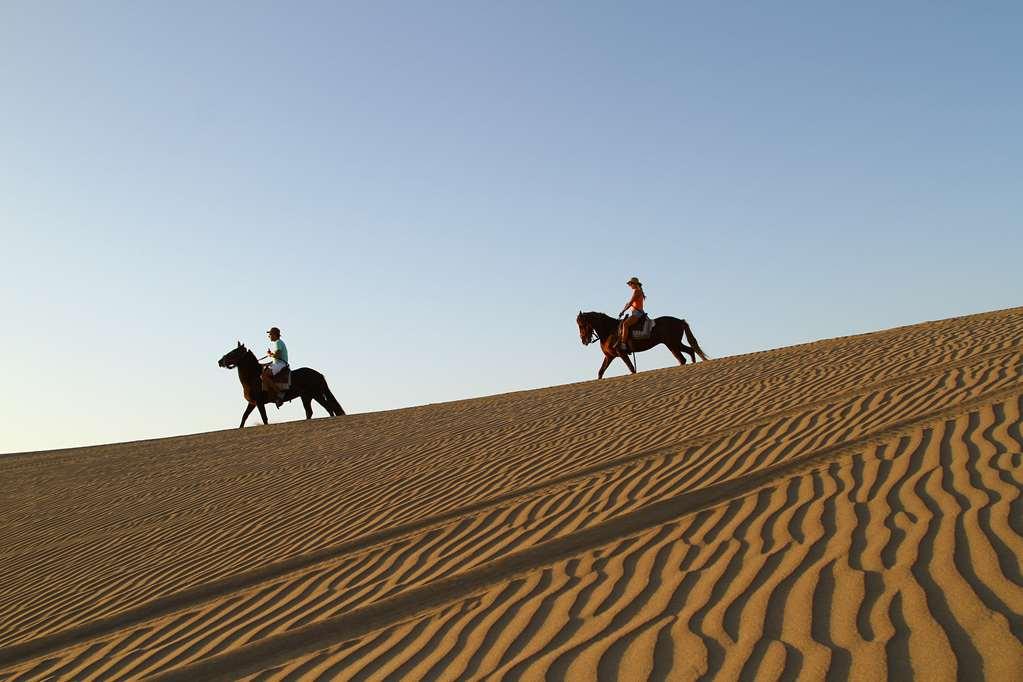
[579, 315, 600, 345]
[220, 347, 253, 370]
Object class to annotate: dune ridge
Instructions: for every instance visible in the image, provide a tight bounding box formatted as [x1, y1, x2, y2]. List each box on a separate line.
[1, 306, 1021, 680]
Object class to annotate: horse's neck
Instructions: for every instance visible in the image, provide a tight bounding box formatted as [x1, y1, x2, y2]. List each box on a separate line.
[237, 352, 262, 382]
[591, 314, 618, 339]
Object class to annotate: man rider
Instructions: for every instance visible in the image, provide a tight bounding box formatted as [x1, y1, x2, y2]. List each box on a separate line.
[618, 277, 647, 351]
[262, 326, 290, 407]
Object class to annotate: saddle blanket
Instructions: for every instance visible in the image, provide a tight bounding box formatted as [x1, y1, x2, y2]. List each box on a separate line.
[631, 316, 656, 340]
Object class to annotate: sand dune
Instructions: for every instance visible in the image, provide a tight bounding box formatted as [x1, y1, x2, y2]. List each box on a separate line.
[1, 307, 1021, 680]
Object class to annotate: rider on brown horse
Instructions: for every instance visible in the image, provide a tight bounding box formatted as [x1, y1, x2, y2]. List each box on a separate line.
[618, 276, 647, 351]
[576, 284, 707, 379]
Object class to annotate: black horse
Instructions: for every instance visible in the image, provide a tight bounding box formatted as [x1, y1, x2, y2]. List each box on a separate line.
[218, 343, 345, 427]
[576, 311, 708, 379]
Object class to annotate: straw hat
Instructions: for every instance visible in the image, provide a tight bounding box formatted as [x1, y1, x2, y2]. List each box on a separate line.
[626, 277, 642, 286]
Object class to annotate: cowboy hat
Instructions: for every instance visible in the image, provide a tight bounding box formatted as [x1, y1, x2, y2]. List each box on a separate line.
[626, 277, 642, 286]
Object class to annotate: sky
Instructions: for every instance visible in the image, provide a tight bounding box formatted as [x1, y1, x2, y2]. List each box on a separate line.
[2, 2, 1021, 454]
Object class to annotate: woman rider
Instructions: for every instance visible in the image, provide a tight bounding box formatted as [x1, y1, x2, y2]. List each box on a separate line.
[618, 276, 647, 350]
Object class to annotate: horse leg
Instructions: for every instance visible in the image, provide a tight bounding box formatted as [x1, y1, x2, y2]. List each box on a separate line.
[322, 386, 345, 416]
[621, 352, 637, 374]
[240, 403, 255, 428]
[666, 341, 689, 366]
[320, 396, 335, 416]
[302, 395, 314, 419]
[674, 334, 697, 363]
[597, 355, 614, 379]
[312, 393, 332, 416]
[257, 402, 269, 425]
[661, 326, 696, 364]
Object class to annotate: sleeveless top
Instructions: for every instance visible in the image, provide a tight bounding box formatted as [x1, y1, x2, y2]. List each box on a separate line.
[628, 289, 646, 313]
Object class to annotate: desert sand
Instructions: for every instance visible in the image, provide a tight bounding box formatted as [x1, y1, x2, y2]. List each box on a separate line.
[1, 307, 1021, 680]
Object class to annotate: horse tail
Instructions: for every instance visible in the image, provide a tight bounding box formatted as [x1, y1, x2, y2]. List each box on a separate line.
[681, 319, 709, 361]
[321, 383, 346, 416]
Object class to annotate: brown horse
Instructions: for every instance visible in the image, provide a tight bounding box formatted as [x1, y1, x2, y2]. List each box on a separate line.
[576, 311, 708, 379]
[218, 343, 345, 427]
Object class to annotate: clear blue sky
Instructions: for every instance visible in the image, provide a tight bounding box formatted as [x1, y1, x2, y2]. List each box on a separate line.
[3, 2, 1021, 454]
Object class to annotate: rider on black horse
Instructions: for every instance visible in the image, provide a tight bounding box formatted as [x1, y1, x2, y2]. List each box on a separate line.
[262, 326, 290, 407]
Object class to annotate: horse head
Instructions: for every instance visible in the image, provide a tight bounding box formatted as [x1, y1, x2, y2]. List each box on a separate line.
[577, 311, 596, 346]
[218, 342, 248, 369]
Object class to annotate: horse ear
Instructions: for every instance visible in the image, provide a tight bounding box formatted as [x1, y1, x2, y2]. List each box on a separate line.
[237, 341, 242, 348]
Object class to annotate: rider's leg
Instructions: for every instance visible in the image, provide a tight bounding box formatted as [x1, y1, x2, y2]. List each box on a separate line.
[620, 316, 638, 349]
[261, 366, 281, 405]
[271, 371, 284, 406]
[274, 366, 291, 407]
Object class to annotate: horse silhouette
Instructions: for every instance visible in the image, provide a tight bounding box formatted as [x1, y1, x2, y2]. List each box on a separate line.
[218, 343, 345, 427]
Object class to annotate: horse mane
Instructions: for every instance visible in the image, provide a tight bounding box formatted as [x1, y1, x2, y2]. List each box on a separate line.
[578, 311, 619, 342]
[235, 347, 261, 374]
[580, 311, 616, 325]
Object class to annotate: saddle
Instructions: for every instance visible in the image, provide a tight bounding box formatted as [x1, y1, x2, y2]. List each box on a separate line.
[262, 365, 292, 392]
[629, 316, 656, 340]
